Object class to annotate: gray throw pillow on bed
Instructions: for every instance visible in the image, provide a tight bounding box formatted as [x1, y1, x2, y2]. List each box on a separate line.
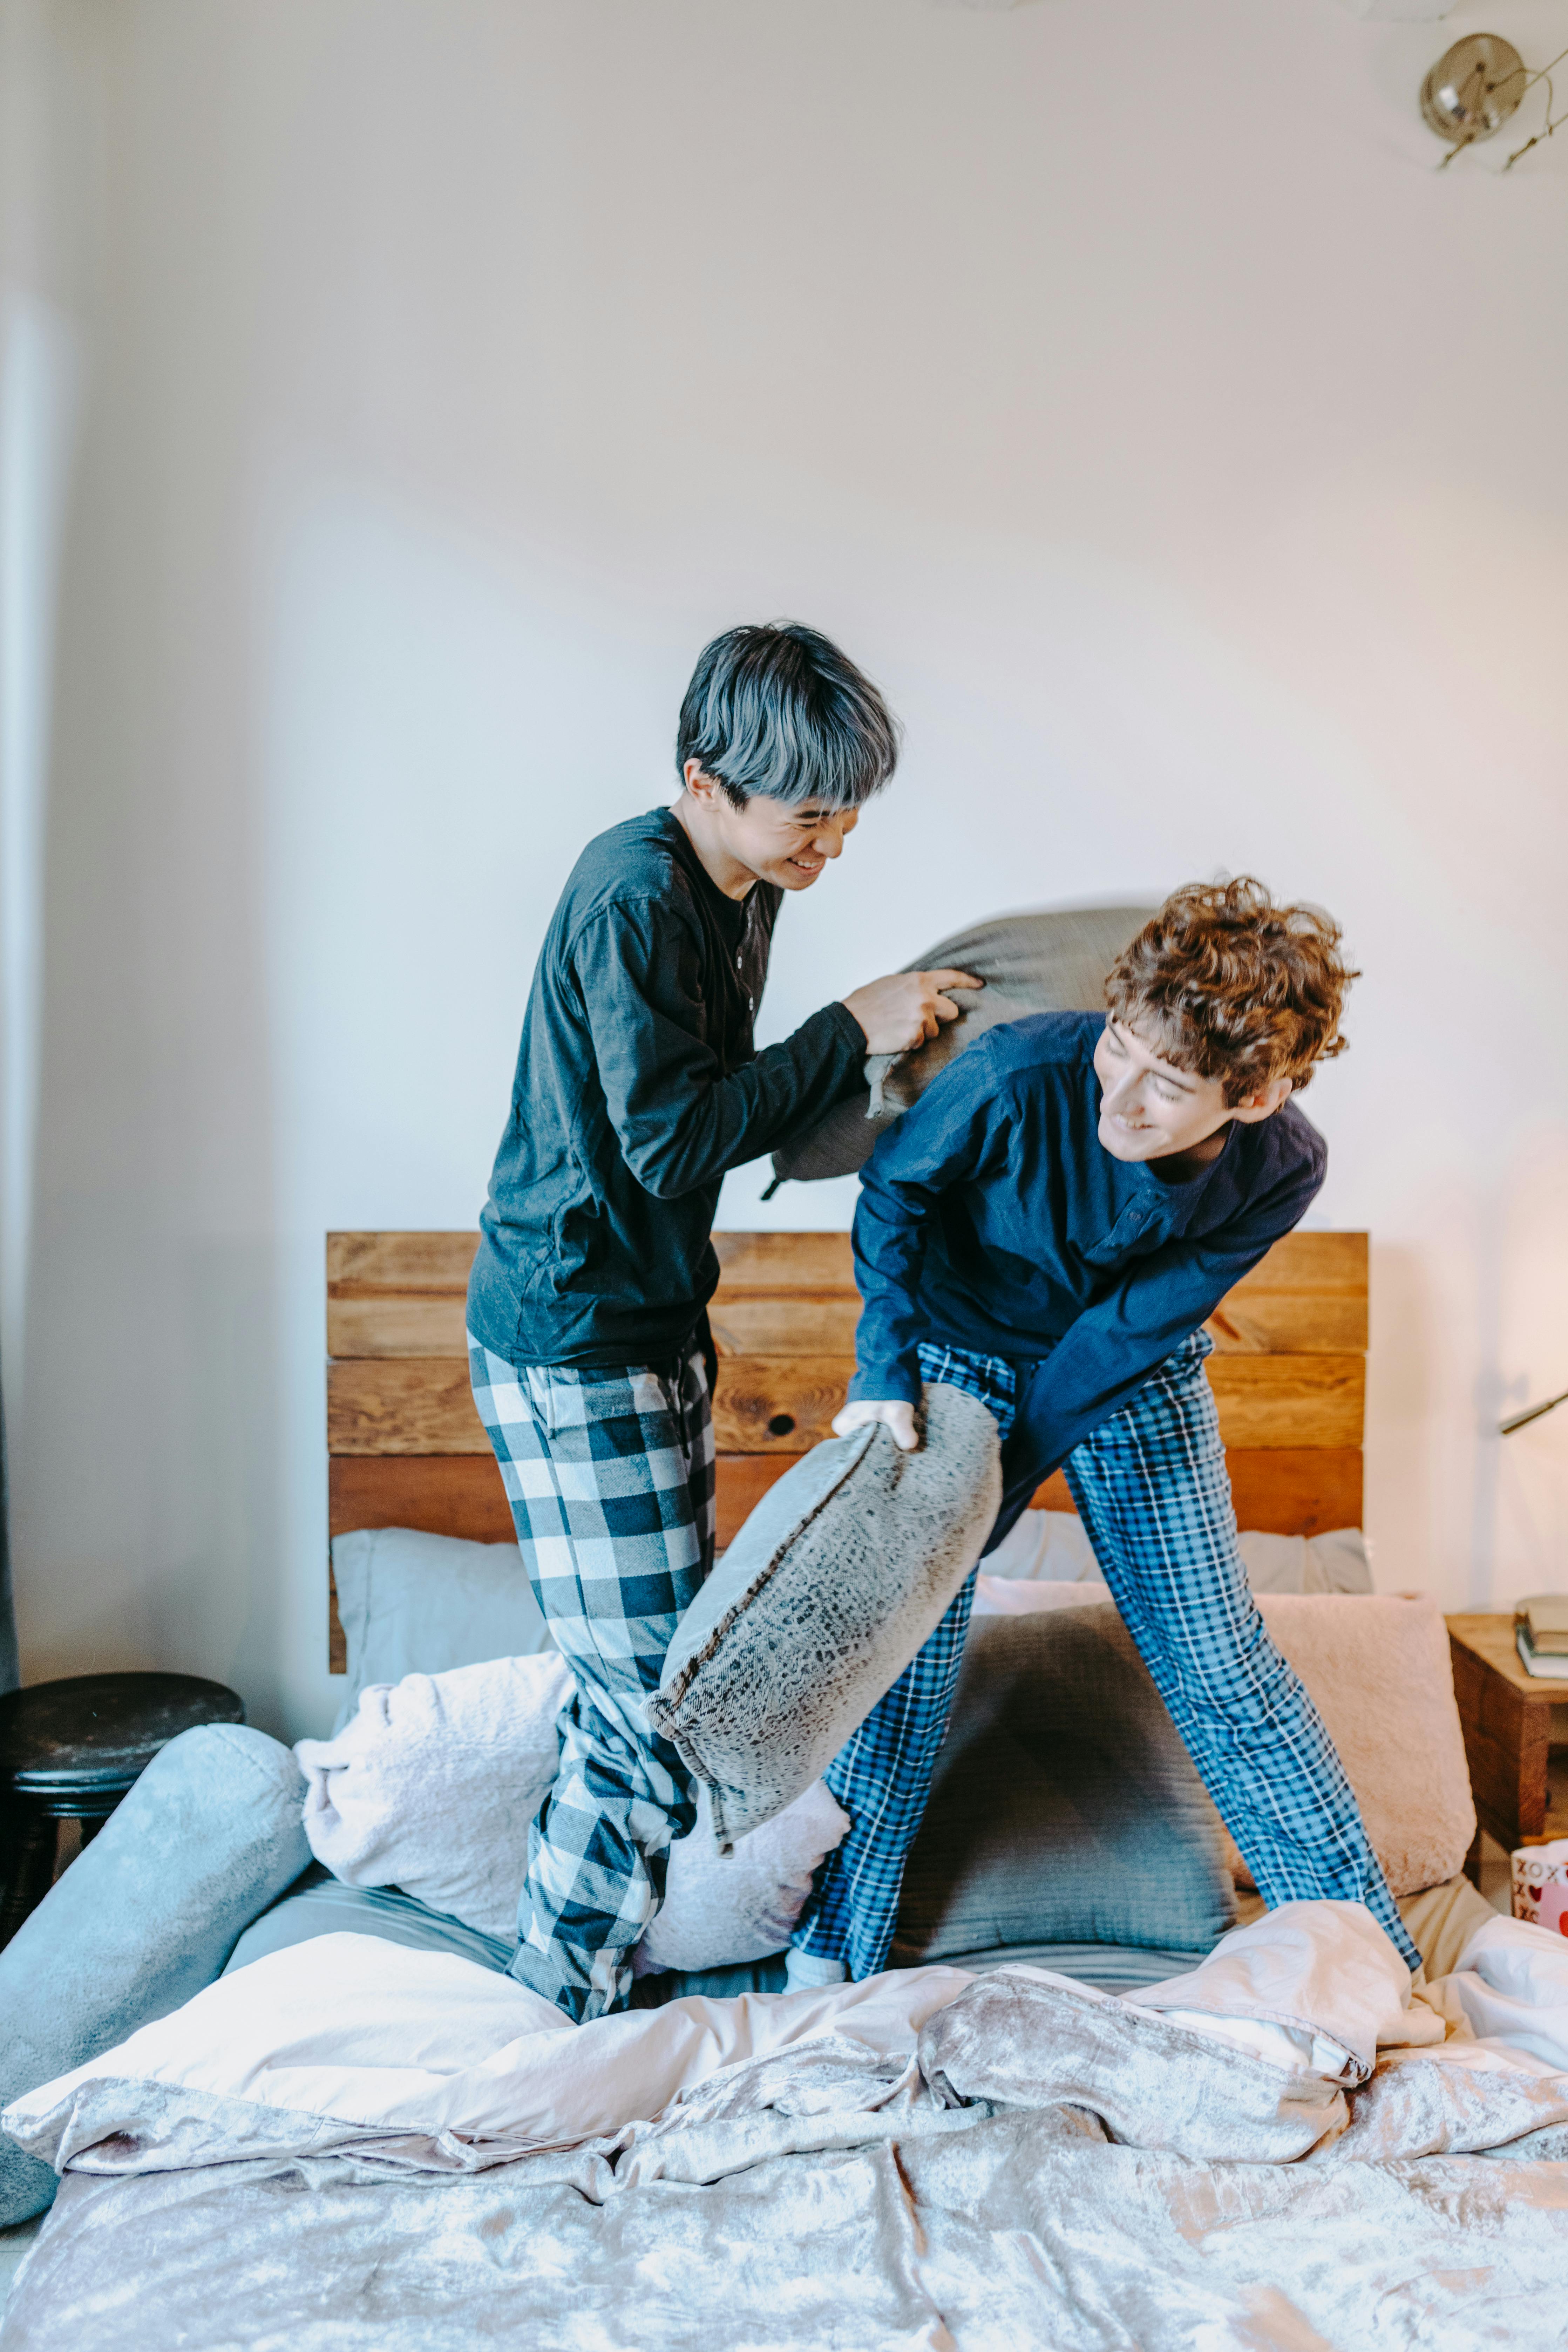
[331, 1527, 551, 1732]
[770, 904, 1153, 1186]
[891, 1605, 1236, 1966]
[651, 1383, 1002, 1851]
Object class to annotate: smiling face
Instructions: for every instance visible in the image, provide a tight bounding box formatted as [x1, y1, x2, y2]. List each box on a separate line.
[680, 762, 860, 896]
[1092, 1016, 1291, 1166]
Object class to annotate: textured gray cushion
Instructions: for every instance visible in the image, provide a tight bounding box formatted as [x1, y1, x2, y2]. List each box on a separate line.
[651, 1383, 1002, 1851]
[890, 1606, 1236, 1965]
[771, 904, 1153, 1185]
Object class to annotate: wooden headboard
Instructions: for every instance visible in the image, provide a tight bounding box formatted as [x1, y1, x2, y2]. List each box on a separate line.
[326, 1229, 1367, 1670]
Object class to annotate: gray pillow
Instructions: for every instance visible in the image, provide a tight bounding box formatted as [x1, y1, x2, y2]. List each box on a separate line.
[770, 904, 1153, 1186]
[890, 1606, 1236, 1965]
[331, 1527, 552, 1732]
[651, 1383, 1002, 1851]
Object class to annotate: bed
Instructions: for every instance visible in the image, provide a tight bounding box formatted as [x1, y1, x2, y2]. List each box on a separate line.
[9, 1229, 1568, 2352]
[324, 1225, 1372, 1664]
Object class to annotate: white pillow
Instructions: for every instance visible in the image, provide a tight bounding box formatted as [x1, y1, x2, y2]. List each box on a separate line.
[331, 1527, 552, 1731]
[1240, 1528, 1372, 1597]
[980, 1512, 1371, 1599]
[298, 1657, 850, 1968]
[972, 1576, 1112, 1617]
[635, 1781, 851, 1977]
[982, 1511, 1104, 1583]
[298, 1654, 572, 1940]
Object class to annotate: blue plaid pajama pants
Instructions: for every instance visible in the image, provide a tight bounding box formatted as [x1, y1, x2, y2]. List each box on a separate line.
[792, 1329, 1420, 1978]
[468, 1333, 715, 2021]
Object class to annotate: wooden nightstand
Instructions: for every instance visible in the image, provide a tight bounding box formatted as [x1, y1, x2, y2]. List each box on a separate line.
[1447, 1615, 1568, 1884]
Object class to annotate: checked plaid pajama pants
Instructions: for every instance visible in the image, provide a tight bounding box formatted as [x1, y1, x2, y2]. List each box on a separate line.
[469, 1334, 715, 2021]
[790, 1328, 1421, 1979]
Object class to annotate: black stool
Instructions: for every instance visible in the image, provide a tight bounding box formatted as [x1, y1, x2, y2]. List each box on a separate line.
[0, 1672, 245, 1950]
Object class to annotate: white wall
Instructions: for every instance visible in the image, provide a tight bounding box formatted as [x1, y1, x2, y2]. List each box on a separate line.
[4, 0, 1566, 1738]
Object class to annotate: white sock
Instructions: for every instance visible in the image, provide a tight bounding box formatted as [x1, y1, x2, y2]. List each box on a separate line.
[785, 1946, 849, 1991]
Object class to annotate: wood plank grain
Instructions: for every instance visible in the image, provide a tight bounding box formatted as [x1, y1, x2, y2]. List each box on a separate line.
[1032, 1448, 1362, 1536]
[1206, 1231, 1367, 1354]
[328, 1231, 478, 1293]
[711, 1232, 855, 1290]
[1231, 1231, 1367, 1296]
[324, 1226, 1371, 1660]
[708, 1297, 862, 1357]
[327, 1288, 862, 1360]
[328, 1454, 516, 1541]
[1203, 1293, 1367, 1355]
[327, 1231, 1359, 1288]
[327, 1230, 1360, 1300]
[1448, 1626, 1552, 1849]
[328, 1352, 1364, 1457]
[328, 1359, 490, 1454]
[1221, 1443, 1361, 1530]
[711, 1358, 854, 1453]
[715, 1444, 1364, 1555]
[326, 1230, 861, 1360]
[331, 1450, 901, 1565]
[715, 1454, 794, 1547]
[706, 1355, 1366, 1456]
[323, 1441, 1362, 1673]
[328, 1295, 470, 1358]
[328, 1354, 861, 1456]
[327, 1283, 1360, 1363]
[326, 1234, 1366, 1360]
[1446, 1614, 1564, 1702]
[1204, 1355, 1364, 1448]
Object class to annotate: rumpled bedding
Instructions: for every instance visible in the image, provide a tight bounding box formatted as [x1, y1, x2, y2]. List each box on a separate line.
[6, 1902, 1568, 2351]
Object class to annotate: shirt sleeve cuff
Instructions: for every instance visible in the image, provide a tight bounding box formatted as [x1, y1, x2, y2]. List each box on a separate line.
[821, 998, 871, 1054]
[848, 1360, 922, 1407]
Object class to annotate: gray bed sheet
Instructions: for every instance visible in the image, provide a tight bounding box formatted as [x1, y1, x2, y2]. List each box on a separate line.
[6, 1963, 1568, 2352]
[224, 1864, 1212, 2000]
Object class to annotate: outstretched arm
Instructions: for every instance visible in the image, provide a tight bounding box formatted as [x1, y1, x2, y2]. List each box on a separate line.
[581, 898, 977, 1197]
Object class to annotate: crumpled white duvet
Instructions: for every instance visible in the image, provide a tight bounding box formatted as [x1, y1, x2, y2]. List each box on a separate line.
[6, 1942, 976, 2169]
[1131, 1897, 1447, 2079]
[7, 1900, 1568, 2182]
[294, 1653, 850, 1967]
[296, 1654, 571, 1940]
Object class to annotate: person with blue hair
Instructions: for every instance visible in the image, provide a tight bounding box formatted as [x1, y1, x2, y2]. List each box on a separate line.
[467, 621, 976, 2021]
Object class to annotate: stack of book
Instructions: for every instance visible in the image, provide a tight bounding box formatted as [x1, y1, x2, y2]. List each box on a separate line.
[1516, 1596, 1568, 1680]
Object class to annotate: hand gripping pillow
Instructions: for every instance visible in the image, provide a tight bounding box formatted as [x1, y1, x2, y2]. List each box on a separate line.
[768, 904, 1153, 1187]
[650, 1382, 1002, 1851]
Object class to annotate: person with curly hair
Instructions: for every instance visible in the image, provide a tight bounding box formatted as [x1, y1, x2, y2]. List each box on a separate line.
[786, 878, 1421, 1991]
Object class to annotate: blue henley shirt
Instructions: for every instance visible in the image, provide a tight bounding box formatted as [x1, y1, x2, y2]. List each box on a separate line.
[848, 1011, 1327, 1547]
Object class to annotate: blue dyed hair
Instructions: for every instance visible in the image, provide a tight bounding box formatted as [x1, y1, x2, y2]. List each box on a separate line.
[676, 623, 900, 812]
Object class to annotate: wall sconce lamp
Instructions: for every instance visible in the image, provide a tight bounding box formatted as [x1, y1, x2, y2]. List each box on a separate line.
[1501, 1389, 1568, 1438]
[1421, 32, 1568, 168]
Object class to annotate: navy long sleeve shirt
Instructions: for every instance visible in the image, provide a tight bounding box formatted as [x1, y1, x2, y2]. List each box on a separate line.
[848, 1011, 1326, 1548]
[469, 809, 867, 1369]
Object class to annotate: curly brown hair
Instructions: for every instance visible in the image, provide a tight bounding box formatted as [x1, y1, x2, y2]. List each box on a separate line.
[1104, 878, 1357, 1102]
